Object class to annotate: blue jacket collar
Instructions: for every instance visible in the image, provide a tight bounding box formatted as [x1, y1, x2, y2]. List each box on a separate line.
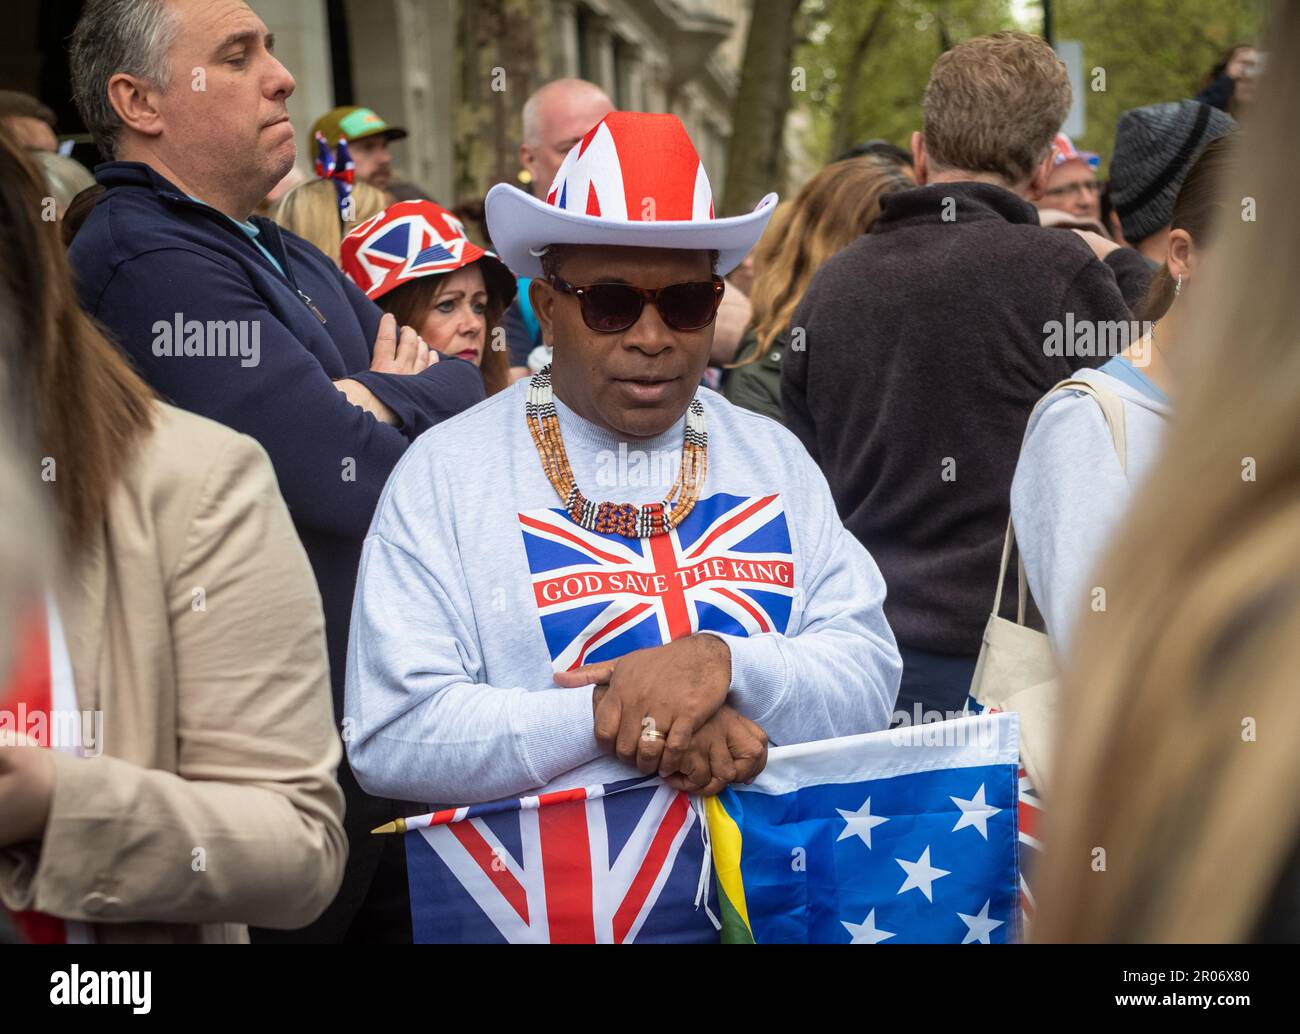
[93, 160, 266, 225]
[92, 159, 290, 264]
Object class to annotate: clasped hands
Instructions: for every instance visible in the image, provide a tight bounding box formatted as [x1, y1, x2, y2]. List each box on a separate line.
[553, 634, 768, 796]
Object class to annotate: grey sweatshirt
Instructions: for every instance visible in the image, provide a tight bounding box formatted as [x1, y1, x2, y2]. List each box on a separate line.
[344, 378, 902, 806]
[1010, 366, 1172, 657]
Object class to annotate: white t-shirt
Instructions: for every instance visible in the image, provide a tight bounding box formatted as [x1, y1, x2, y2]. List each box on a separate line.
[45, 594, 93, 944]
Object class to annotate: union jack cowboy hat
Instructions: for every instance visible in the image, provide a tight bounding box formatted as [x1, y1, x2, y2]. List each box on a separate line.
[340, 200, 516, 305]
[484, 111, 778, 278]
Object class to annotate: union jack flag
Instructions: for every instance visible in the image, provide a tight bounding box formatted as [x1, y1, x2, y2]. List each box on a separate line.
[404, 777, 718, 943]
[544, 112, 715, 222]
[519, 492, 796, 672]
[1017, 768, 1042, 925]
[964, 697, 1042, 935]
[340, 201, 472, 298]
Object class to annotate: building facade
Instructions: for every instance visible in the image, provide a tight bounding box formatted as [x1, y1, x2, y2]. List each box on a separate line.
[3, 0, 751, 234]
[255, 0, 749, 209]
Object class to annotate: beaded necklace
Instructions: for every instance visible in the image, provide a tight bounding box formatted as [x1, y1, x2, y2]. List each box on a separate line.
[525, 365, 707, 538]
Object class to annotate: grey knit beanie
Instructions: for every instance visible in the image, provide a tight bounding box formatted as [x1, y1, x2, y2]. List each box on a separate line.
[1110, 100, 1235, 244]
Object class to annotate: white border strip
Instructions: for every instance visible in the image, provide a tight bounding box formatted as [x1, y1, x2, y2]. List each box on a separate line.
[736, 713, 1020, 797]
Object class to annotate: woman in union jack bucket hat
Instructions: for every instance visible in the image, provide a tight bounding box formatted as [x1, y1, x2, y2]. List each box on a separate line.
[341, 200, 517, 395]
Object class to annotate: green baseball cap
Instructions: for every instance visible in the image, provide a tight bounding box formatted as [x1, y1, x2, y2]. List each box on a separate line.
[308, 106, 407, 152]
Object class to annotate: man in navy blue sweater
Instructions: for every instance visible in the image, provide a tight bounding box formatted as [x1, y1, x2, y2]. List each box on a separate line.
[66, 0, 484, 942]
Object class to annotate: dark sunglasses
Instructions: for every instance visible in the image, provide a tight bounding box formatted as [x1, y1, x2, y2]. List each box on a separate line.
[548, 275, 725, 333]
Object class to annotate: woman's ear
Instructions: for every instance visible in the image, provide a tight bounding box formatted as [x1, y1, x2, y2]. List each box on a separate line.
[1167, 228, 1194, 287]
[529, 275, 554, 346]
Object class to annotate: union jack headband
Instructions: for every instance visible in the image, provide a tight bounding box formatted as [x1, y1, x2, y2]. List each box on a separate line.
[314, 131, 356, 217]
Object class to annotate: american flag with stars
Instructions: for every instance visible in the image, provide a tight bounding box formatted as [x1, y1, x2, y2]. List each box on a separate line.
[707, 711, 1023, 943]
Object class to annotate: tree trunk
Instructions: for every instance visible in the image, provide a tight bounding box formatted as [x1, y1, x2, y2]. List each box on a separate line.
[454, 0, 540, 206]
[721, 0, 804, 216]
[829, 2, 889, 161]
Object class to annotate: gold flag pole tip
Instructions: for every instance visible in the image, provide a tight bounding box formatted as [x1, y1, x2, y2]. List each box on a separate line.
[371, 817, 407, 835]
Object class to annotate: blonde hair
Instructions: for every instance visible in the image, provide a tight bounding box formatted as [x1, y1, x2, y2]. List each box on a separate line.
[736, 155, 913, 366]
[1033, 2, 1300, 943]
[272, 179, 391, 265]
[922, 31, 1070, 184]
[29, 151, 96, 217]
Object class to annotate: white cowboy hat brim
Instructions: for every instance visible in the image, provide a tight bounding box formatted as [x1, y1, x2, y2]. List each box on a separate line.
[484, 183, 779, 279]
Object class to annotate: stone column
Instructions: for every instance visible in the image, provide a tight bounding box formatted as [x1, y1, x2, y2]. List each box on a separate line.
[619, 43, 646, 111]
[253, 0, 334, 174]
[549, 0, 581, 80]
[583, 12, 616, 95]
[345, 0, 456, 202]
[641, 55, 669, 113]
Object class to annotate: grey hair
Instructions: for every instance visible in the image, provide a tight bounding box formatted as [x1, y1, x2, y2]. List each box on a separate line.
[70, 0, 180, 160]
[538, 245, 720, 279]
[537, 244, 570, 279]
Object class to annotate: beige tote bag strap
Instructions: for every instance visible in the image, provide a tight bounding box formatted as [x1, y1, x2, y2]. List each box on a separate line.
[993, 376, 1130, 627]
[1047, 376, 1129, 473]
[991, 516, 1017, 621]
